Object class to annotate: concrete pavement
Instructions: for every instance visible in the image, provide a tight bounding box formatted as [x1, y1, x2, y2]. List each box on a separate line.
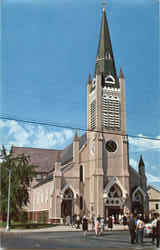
[0, 223, 129, 233]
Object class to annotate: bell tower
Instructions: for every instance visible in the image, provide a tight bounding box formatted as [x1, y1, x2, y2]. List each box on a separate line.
[87, 7, 125, 134]
[87, 6, 131, 217]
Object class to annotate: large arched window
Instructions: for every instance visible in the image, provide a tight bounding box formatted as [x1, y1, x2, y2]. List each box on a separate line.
[108, 184, 122, 198]
[80, 165, 83, 182]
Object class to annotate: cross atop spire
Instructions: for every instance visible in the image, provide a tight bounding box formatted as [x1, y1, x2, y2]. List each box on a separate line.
[102, 0, 107, 11]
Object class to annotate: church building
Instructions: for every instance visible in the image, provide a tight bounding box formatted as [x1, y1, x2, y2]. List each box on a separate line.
[13, 6, 149, 223]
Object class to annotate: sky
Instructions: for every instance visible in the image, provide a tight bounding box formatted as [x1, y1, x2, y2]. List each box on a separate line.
[1, 0, 160, 189]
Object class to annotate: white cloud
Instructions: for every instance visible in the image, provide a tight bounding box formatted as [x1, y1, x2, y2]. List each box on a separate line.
[146, 173, 160, 184]
[0, 120, 74, 149]
[129, 134, 160, 152]
[129, 158, 138, 169]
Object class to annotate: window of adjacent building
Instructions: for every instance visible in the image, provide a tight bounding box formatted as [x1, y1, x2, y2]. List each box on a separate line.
[80, 196, 83, 210]
[156, 204, 159, 210]
[80, 165, 83, 182]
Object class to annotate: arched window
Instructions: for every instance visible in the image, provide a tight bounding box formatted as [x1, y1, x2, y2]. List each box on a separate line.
[63, 188, 74, 199]
[80, 196, 83, 210]
[80, 165, 83, 182]
[108, 184, 122, 198]
[105, 75, 115, 84]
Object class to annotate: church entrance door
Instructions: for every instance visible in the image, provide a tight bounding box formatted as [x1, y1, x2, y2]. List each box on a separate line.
[61, 187, 74, 223]
[61, 200, 73, 219]
[105, 206, 123, 224]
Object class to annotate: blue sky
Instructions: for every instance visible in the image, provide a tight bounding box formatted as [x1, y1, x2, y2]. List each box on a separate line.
[1, 0, 160, 189]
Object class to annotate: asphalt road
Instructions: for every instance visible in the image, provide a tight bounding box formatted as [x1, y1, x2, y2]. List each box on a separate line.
[0, 231, 157, 249]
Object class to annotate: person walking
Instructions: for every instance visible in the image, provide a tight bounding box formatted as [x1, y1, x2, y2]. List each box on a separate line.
[136, 216, 144, 245]
[128, 213, 136, 244]
[152, 215, 157, 244]
[108, 216, 113, 231]
[100, 217, 105, 235]
[97, 215, 101, 223]
[95, 218, 100, 236]
[134, 215, 138, 243]
[156, 215, 160, 248]
[72, 214, 76, 228]
[91, 214, 95, 231]
[66, 215, 70, 225]
[123, 214, 128, 230]
[82, 215, 88, 239]
[76, 215, 80, 229]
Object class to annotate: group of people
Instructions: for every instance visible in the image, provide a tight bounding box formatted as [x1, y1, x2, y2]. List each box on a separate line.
[66, 212, 160, 247]
[128, 213, 160, 247]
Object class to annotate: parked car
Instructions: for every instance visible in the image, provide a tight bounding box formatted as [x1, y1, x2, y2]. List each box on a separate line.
[144, 223, 153, 237]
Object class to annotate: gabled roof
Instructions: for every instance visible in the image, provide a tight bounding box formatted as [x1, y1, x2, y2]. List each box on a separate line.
[12, 133, 87, 173]
[12, 146, 61, 173]
[60, 133, 87, 165]
[147, 185, 160, 193]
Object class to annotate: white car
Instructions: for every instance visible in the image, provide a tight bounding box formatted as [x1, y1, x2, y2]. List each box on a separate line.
[144, 223, 153, 237]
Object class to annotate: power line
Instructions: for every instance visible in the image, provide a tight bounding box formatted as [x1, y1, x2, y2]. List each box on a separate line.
[0, 113, 160, 141]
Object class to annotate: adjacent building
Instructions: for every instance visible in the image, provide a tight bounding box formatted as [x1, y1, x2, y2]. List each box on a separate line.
[147, 185, 160, 216]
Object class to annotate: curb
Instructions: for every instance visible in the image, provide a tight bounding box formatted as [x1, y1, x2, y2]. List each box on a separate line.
[1, 227, 128, 233]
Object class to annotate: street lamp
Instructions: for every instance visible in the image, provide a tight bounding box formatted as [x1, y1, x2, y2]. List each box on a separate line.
[6, 168, 11, 232]
[0, 154, 12, 232]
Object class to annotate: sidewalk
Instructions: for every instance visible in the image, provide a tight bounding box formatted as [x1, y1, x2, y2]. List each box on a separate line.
[0, 224, 129, 233]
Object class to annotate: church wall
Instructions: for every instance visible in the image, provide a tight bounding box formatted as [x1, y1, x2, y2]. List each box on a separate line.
[27, 180, 54, 223]
[102, 133, 129, 178]
[129, 167, 141, 190]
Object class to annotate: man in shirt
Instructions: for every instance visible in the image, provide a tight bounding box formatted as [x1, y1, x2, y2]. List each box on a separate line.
[128, 213, 136, 244]
[136, 216, 144, 245]
[156, 215, 160, 248]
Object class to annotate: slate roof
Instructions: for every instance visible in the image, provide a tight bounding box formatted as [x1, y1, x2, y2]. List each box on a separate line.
[60, 133, 87, 165]
[147, 185, 160, 193]
[33, 174, 53, 188]
[129, 165, 139, 177]
[12, 133, 87, 173]
[12, 146, 61, 173]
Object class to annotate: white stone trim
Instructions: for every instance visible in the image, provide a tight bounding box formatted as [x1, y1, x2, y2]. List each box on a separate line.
[132, 186, 146, 201]
[104, 176, 128, 199]
[105, 75, 115, 84]
[27, 209, 48, 212]
[61, 184, 78, 200]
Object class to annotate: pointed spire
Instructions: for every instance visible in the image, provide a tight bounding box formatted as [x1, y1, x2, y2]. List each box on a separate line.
[88, 73, 92, 85]
[138, 155, 144, 167]
[95, 7, 118, 84]
[74, 130, 79, 141]
[119, 68, 124, 79]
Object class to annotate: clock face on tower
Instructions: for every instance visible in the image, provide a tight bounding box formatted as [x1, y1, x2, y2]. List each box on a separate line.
[105, 140, 117, 152]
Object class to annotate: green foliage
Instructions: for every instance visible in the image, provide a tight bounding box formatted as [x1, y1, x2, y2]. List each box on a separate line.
[0, 145, 38, 221]
[37, 211, 47, 224]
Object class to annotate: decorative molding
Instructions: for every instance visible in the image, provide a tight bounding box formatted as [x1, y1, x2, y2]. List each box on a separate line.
[104, 176, 128, 199]
[61, 184, 78, 200]
[132, 186, 146, 201]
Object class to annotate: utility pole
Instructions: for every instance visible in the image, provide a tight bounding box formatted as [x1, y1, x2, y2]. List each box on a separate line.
[0, 153, 12, 232]
[6, 168, 11, 232]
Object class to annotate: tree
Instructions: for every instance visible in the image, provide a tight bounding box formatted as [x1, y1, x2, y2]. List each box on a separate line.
[0, 146, 38, 222]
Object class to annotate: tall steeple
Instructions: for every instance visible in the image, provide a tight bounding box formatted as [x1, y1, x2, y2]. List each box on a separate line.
[95, 7, 119, 88]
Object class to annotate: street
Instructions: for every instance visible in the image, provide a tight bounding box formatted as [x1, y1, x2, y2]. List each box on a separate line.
[1, 230, 156, 249]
